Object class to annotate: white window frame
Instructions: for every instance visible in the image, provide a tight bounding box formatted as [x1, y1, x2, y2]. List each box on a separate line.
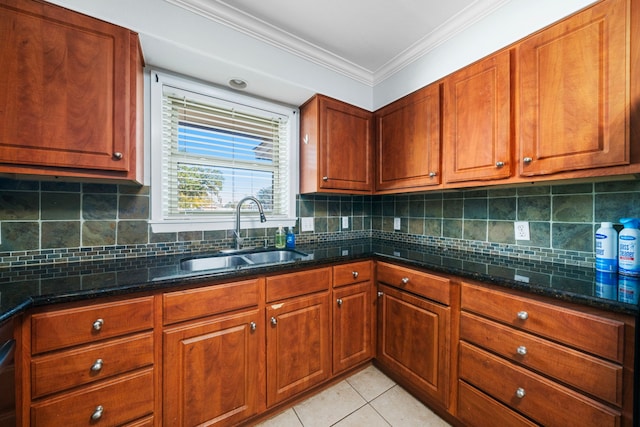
[149, 70, 299, 233]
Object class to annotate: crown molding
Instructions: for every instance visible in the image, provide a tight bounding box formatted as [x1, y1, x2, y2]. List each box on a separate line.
[165, 0, 511, 87]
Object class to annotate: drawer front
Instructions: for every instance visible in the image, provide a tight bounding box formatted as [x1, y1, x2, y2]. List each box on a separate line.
[461, 312, 622, 405]
[377, 262, 450, 305]
[163, 278, 261, 325]
[31, 332, 154, 399]
[266, 267, 331, 302]
[461, 282, 624, 362]
[459, 342, 620, 427]
[32, 297, 154, 354]
[31, 368, 154, 427]
[333, 261, 372, 287]
[458, 381, 538, 427]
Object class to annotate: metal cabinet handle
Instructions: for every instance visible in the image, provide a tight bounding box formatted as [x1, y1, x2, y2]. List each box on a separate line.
[516, 346, 527, 356]
[352, 271, 359, 279]
[250, 321, 257, 331]
[401, 277, 409, 284]
[517, 311, 529, 320]
[91, 405, 104, 420]
[515, 388, 526, 399]
[322, 176, 328, 181]
[429, 171, 437, 178]
[113, 152, 123, 160]
[270, 317, 277, 326]
[523, 157, 533, 164]
[377, 291, 384, 297]
[337, 298, 343, 306]
[91, 359, 103, 372]
[92, 319, 104, 331]
[496, 161, 505, 168]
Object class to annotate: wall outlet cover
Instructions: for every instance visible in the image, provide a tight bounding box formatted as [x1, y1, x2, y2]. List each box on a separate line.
[514, 221, 530, 240]
[394, 217, 401, 230]
[342, 216, 349, 229]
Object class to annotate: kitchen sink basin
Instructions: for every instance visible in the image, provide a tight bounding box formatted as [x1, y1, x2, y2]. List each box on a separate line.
[180, 248, 310, 272]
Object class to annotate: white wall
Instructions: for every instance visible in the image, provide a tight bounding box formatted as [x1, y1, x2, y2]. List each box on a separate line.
[47, 0, 596, 110]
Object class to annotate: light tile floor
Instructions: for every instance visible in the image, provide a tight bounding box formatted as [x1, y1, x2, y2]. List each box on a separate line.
[254, 365, 451, 427]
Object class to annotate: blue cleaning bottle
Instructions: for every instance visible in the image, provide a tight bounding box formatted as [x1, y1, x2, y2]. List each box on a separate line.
[285, 227, 296, 249]
[618, 218, 640, 277]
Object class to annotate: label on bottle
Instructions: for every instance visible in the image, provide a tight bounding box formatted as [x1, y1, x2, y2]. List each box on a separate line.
[595, 230, 617, 272]
[619, 234, 639, 276]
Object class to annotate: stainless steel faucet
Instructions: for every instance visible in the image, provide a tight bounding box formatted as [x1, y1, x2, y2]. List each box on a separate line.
[234, 196, 267, 250]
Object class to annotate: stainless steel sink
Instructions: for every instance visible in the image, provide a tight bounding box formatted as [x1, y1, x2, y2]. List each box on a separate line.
[180, 249, 310, 272]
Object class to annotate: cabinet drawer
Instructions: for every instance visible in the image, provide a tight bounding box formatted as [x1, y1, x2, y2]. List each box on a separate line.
[377, 262, 450, 305]
[163, 278, 261, 325]
[461, 282, 624, 362]
[31, 332, 154, 399]
[31, 297, 154, 354]
[460, 312, 622, 405]
[459, 342, 620, 427]
[266, 267, 330, 302]
[333, 261, 372, 287]
[30, 368, 154, 427]
[458, 381, 538, 427]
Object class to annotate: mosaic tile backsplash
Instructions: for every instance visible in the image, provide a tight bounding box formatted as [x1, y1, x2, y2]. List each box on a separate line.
[1, 177, 640, 268]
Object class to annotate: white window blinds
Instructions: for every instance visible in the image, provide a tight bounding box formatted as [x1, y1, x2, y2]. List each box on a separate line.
[160, 84, 291, 220]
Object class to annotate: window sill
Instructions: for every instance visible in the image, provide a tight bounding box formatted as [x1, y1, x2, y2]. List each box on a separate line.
[149, 217, 297, 234]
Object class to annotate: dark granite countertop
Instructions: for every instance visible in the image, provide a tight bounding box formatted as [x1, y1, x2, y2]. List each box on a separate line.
[1, 238, 638, 323]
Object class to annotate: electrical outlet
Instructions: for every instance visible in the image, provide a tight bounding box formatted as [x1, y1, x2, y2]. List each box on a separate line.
[342, 216, 349, 229]
[394, 217, 401, 230]
[301, 217, 314, 232]
[514, 221, 530, 240]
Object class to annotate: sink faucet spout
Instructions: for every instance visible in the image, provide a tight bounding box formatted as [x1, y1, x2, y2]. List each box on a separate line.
[235, 196, 267, 250]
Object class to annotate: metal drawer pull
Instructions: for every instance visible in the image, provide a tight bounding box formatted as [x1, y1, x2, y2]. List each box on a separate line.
[401, 277, 409, 284]
[337, 298, 343, 306]
[322, 176, 328, 181]
[91, 359, 103, 372]
[91, 405, 104, 420]
[496, 161, 505, 167]
[270, 317, 277, 326]
[517, 311, 529, 320]
[250, 321, 257, 331]
[429, 171, 437, 178]
[113, 152, 123, 160]
[523, 157, 533, 164]
[516, 346, 527, 356]
[377, 291, 384, 297]
[92, 319, 104, 331]
[515, 388, 526, 399]
[352, 271, 359, 279]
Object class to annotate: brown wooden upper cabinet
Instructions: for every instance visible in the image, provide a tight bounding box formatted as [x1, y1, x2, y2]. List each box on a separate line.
[517, 0, 630, 177]
[375, 84, 441, 192]
[442, 50, 512, 185]
[300, 94, 373, 194]
[0, 0, 144, 183]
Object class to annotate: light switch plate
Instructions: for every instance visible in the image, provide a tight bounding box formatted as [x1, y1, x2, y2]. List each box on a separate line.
[342, 216, 349, 229]
[301, 217, 314, 232]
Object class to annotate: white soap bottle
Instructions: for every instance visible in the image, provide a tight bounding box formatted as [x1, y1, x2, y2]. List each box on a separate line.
[618, 218, 640, 277]
[595, 222, 617, 272]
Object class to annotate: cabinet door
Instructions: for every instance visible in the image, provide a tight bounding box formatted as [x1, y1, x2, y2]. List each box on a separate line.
[376, 84, 441, 191]
[443, 50, 511, 183]
[266, 292, 330, 407]
[0, 0, 142, 180]
[163, 310, 262, 427]
[518, 0, 629, 176]
[332, 282, 374, 374]
[377, 284, 450, 407]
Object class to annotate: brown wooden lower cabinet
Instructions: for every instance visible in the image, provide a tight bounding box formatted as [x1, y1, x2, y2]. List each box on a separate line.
[266, 291, 331, 407]
[163, 310, 262, 427]
[376, 283, 451, 408]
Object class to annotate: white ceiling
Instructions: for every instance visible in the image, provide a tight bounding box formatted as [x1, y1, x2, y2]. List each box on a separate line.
[166, 0, 510, 86]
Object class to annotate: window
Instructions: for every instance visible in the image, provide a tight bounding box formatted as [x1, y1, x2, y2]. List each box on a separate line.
[150, 71, 298, 232]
